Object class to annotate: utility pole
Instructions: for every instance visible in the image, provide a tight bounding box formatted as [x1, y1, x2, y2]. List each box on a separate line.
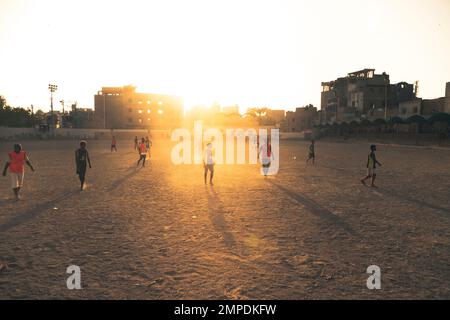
[48, 84, 58, 129]
[103, 93, 106, 129]
[60, 99, 65, 128]
[384, 75, 388, 120]
[31, 104, 34, 128]
[60, 99, 65, 114]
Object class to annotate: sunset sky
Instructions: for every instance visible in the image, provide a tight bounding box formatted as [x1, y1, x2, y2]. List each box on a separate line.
[0, 0, 449, 113]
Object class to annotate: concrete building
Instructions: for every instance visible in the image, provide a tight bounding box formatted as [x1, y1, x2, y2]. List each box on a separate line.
[266, 109, 285, 126]
[321, 69, 416, 123]
[399, 98, 422, 119]
[94, 86, 183, 129]
[398, 82, 450, 118]
[422, 98, 446, 116]
[285, 105, 318, 132]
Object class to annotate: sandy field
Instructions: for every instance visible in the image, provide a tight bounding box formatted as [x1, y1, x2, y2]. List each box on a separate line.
[0, 138, 450, 299]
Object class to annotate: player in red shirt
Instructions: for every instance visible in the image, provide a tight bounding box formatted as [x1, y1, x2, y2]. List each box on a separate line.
[2, 144, 35, 200]
[111, 136, 117, 152]
[137, 137, 148, 167]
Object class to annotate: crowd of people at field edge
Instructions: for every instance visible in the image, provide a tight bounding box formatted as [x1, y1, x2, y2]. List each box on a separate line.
[1, 137, 382, 200]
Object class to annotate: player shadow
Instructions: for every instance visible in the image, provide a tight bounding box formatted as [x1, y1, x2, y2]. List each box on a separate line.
[107, 166, 142, 191]
[319, 165, 351, 173]
[0, 190, 77, 233]
[206, 186, 236, 248]
[267, 181, 359, 237]
[376, 187, 450, 217]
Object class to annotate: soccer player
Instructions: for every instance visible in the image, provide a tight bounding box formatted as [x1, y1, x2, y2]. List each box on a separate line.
[203, 142, 215, 185]
[306, 140, 315, 164]
[134, 136, 139, 151]
[145, 136, 152, 158]
[137, 137, 148, 167]
[75, 140, 92, 191]
[361, 144, 382, 187]
[2, 143, 35, 200]
[111, 136, 117, 152]
[259, 141, 274, 176]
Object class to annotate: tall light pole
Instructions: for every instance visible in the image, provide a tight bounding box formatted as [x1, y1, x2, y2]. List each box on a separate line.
[48, 84, 58, 129]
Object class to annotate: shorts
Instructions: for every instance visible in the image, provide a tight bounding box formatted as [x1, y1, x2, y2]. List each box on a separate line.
[204, 164, 214, 172]
[262, 162, 271, 168]
[367, 168, 376, 176]
[10, 172, 24, 189]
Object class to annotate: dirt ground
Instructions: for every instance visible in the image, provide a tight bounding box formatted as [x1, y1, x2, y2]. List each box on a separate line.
[0, 138, 450, 299]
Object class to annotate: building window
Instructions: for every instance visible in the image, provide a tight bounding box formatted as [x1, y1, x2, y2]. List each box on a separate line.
[138, 110, 143, 114]
[158, 109, 163, 114]
[147, 109, 151, 114]
[158, 101, 163, 105]
[147, 100, 151, 105]
[138, 101, 143, 105]
[138, 119, 143, 123]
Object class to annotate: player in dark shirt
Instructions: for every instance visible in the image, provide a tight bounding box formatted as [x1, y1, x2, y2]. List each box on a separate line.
[75, 140, 92, 191]
[306, 140, 315, 164]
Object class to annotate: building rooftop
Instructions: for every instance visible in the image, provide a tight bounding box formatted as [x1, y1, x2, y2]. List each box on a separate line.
[347, 69, 375, 78]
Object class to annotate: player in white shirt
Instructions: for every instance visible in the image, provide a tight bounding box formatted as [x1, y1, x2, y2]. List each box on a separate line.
[203, 143, 215, 185]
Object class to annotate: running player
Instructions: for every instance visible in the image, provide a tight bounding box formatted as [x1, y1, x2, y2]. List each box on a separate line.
[2, 143, 35, 200]
[361, 144, 382, 187]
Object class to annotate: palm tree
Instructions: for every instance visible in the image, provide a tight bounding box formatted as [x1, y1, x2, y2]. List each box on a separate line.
[245, 107, 269, 125]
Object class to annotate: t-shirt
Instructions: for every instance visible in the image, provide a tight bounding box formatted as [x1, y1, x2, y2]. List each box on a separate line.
[8, 151, 26, 173]
[367, 152, 377, 169]
[204, 148, 214, 165]
[76, 149, 88, 166]
[139, 143, 147, 155]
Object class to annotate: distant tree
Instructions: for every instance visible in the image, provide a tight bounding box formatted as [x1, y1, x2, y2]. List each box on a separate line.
[0, 95, 37, 127]
[246, 107, 269, 125]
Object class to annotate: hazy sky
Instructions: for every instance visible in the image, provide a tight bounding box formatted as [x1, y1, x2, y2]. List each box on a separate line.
[0, 0, 449, 112]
